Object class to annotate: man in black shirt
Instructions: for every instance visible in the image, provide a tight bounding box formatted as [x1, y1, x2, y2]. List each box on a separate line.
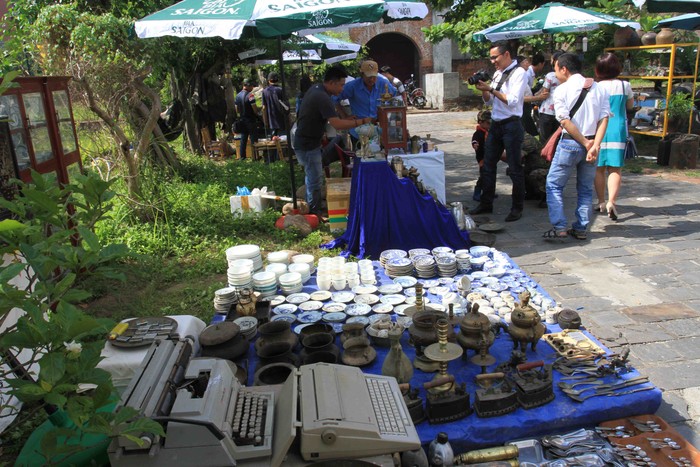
[294, 66, 373, 218]
[235, 78, 258, 160]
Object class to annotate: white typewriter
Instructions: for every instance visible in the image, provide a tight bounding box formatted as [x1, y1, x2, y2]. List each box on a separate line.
[108, 339, 420, 466]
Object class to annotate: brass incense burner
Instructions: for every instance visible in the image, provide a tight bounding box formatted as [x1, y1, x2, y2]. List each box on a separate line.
[507, 291, 545, 352]
[457, 302, 495, 358]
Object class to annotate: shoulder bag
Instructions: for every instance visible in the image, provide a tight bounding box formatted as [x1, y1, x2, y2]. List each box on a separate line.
[540, 78, 594, 162]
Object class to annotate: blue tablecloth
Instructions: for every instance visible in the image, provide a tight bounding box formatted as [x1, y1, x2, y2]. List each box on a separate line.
[322, 158, 469, 259]
[216, 254, 662, 452]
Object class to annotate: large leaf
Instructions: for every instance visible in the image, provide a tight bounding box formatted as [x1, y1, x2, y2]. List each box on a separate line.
[0, 219, 25, 232]
[66, 395, 95, 428]
[14, 382, 48, 401]
[40, 352, 67, 386]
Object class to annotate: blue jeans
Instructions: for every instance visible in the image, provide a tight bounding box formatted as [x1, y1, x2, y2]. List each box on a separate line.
[295, 146, 323, 213]
[480, 119, 525, 210]
[545, 139, 596, 232]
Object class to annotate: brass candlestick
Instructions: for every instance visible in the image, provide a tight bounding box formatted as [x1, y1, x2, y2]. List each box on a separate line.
[424, 318, 463, 395]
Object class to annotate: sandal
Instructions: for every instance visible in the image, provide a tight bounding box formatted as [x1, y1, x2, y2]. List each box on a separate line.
[567, 228, 587, 240]
[542, 229, 568, 240]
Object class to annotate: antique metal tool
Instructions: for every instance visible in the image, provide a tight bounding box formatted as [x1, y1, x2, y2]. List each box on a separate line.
[422, 319, 471, 423]
[512, 360, 555, 409]
[453, 445, 519, 465]
[473, 372, 518, 418]
[398, 383, 427, 425]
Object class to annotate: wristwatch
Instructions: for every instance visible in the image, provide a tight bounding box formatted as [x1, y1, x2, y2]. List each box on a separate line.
[489, 87, 495, 94]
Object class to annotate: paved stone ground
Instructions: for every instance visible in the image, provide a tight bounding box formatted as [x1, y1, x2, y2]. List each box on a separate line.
[407, 109, 700, 448]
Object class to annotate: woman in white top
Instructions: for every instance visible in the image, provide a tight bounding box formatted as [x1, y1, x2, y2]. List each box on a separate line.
[594, 53, 634, 220]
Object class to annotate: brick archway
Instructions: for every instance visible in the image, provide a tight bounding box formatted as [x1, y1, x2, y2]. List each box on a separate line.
[365, 33, 422, 86]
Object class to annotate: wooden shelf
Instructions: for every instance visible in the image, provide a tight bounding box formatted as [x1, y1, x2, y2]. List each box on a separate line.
[605, 43, 699, 138]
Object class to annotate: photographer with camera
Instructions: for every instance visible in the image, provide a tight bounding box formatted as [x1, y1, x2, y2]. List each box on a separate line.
[469, 41, 529, 223]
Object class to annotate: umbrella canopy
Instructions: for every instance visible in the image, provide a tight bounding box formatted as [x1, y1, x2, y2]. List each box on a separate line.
[473, 2, 640, 42]
[645, 0, 700, 12]
[135, 0, 428, 40]
[654, 12, 700, 30]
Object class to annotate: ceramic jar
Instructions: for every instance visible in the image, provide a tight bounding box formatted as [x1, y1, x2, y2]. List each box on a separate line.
[655, 28, 675, 45]
[641, 31, 657, 46]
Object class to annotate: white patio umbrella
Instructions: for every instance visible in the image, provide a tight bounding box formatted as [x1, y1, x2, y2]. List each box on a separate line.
[473, 2, 640, 42]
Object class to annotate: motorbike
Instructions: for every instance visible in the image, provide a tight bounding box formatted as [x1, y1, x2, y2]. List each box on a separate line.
[404, 74, 427, 109]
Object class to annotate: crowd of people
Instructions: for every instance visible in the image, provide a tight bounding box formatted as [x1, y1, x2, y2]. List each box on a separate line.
[469, 40, 631, 240]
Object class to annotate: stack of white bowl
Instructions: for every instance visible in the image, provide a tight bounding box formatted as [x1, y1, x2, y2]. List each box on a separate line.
[358, 259, 376, 285]
[227, 258, 254, 289]
[265, 262, 287, 280]
[226, 244, 263, 272]
[267, 251, 289, 265]
[292, 254, 316, 275]
[288, 263, 311, 284]
[279, 272, 303, 295]
[252, 271, 278, 298]
[454, 249, 472, 273]
[344, 262, 360, 288]
[316, 258, 333, 291]
[213, 286, 238, 314]
[330, 256, 347, 290]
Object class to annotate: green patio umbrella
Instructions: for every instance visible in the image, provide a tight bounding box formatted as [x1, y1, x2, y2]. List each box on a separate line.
[473, 2, 640, 42]
[654, 13, 700, 29]
[135, 0, 428, 40]
[135, 0, 428, 208]
[645, 0, 700, 13]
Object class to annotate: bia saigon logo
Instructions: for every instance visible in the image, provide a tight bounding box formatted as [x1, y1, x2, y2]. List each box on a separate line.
[308, 10, 333, 28]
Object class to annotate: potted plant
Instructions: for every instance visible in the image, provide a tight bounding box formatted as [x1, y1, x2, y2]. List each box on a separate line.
[666, 92, 693, 133]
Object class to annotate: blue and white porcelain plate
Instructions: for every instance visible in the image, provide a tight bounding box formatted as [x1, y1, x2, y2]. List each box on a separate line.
[380, 294, 406, 306]
[298, 311, 323, 324]
[270, 313, 296, 323]
[273, 304, 298, 315]
[372, 303, 394, 314]
[393, 276, 418, 288]
[322, 312, 347, 323]
[298, 300, 323, 311]
[286, 292, 311, 304]
[387, 257, 412, 268]
[345, 303, 372, 316]
[322, 302, 347, 313]
[379, 283, 403, 294]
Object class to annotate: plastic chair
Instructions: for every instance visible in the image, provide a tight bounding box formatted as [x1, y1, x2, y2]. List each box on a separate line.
[333, 144, 354, 178]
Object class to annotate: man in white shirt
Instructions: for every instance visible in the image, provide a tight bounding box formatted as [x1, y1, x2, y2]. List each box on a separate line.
[543, 53, 609, 241]
[380, 66, 407, 104]
[525, 51, 564, 143]
[470, 41, 529, 222]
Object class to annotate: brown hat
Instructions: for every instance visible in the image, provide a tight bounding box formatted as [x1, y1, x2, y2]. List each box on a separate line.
[360, 60, 379, 77]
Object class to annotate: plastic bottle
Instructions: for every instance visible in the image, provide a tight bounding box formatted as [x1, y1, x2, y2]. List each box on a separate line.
[428, 432, 454, 467]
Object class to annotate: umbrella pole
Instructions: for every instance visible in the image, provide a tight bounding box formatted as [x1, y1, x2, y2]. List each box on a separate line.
[278, 35, 297, 209]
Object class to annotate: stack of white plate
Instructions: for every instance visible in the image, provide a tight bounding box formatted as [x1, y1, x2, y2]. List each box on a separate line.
[288, 263, 311, 284]
[213, 286, 238, 314]
[226, 244, 263, 272]
[292, 254, 316, 275]
[252, 271, 278, 298]
[265, 262, 288, 280]
[227, 259, 254, 289]
[455, 250, 472, 273]
[279, 272, 303, 295]
[267, 251, 289, 265]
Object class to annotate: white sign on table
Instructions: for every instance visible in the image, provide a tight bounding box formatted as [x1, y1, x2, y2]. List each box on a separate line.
[389, 150, 446, 204]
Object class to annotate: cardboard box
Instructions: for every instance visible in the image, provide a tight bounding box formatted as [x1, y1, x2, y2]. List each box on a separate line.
[234, 136, 254, 160]
[230, 188, 275, 216]
[326, 178, 352, 232]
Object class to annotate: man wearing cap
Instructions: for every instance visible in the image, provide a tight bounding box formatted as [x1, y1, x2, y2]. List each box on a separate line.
[380, 66, 407, 104]
[235, 78, 259, 160]
[335, 59, 395, 143]
[294, 66, 373, 219]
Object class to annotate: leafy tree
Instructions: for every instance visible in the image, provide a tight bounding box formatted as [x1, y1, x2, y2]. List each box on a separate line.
[0, 171, 163, 462]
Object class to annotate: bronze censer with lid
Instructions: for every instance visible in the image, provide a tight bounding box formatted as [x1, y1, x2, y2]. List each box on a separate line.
[457, 302, 495, 358]
[507, 291, 545, 353]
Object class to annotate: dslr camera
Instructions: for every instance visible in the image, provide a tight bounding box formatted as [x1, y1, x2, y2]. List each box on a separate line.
[467, 70, 492, 86]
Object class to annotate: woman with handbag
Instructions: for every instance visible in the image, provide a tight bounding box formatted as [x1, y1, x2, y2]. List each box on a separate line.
[593, 53, 634, 220]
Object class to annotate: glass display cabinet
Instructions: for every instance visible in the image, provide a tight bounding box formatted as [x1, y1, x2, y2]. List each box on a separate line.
[0, 76, 82, 186]
[378, 106, 407, 154]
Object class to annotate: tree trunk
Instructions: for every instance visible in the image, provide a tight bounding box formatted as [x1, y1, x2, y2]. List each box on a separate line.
[170, 68, 200, 154]
[131, 78, 163, 173]
[77, 77, 141, 198]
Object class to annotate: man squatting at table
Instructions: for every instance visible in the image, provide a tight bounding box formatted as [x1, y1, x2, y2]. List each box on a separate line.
[334, 59, 396, 148]
[293, 66, 375, 218]
[470, 41, 529, 223]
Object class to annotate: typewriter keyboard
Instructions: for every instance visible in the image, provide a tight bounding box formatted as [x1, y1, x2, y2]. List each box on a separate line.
[232, 389, 272, 446]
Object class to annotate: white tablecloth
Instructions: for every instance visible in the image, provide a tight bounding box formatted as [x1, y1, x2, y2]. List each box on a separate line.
[389, 150, 446, 204]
